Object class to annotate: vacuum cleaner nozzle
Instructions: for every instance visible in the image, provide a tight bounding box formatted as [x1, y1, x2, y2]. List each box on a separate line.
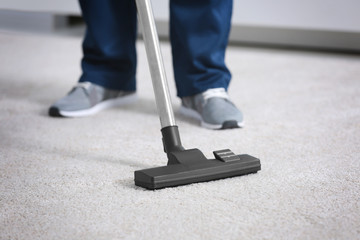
[134, 0, 260, 190]
[134, 126, 261, 190]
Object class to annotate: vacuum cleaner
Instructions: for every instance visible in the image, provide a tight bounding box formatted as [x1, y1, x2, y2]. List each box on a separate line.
[134, 0, 261, 190]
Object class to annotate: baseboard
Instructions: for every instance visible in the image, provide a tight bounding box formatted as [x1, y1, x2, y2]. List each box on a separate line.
[0, 10, 67, 33]
[154, 20, 360, 53]
[1, 10, 359, 53]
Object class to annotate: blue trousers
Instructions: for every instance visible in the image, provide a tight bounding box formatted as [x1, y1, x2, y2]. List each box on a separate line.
[79, 0, 233, 97]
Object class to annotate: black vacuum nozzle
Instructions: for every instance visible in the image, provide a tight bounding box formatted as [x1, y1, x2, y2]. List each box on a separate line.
[134, 0, 260, 190]
[134, 126, 261, 190]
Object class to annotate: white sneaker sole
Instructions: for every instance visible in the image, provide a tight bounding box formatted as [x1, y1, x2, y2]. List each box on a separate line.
[179, 105, 244, 130]
[59, 93, 137, 117]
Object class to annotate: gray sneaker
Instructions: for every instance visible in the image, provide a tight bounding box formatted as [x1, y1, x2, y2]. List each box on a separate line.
[180, 88, 244, 129]
[49, 82, 137, 117]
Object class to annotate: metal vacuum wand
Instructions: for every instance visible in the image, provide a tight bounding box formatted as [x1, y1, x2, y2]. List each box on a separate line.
[135, 0, 176, 129]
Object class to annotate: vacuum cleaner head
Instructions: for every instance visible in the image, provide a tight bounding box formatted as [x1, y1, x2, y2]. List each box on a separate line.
[134, 126, 261, 190]
[135, 150, 260, 190]
[134, 0, 261, 190]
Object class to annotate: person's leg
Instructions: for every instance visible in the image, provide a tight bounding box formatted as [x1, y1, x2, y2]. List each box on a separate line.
[170, 0, 243, 129]
[79, 0, 137, 91]
[170, 0, 232, 98]
[49, 0, 137, 117]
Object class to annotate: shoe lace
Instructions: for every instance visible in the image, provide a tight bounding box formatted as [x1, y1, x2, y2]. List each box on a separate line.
[202, 88, 229, 101]
[76, 82, 92, 90]
[68, 82, 94, 98]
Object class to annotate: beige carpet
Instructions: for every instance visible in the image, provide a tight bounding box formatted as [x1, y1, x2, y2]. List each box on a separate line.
[0, 31, 359, 240]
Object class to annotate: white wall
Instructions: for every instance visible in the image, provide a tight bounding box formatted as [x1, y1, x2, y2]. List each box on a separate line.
[1, 0, 360, 50]
[151, 0, 360, 32]
[232, 0, 360, 32]
[1, 0, 360, 32]
[0, 0, 80, 14]
[150, 0, 360, 51]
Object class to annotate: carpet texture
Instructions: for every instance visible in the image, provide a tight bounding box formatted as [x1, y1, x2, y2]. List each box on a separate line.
[0, 32, 359, 240]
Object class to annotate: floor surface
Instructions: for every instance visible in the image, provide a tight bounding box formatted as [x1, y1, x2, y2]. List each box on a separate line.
[1, 31, 359, 240]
